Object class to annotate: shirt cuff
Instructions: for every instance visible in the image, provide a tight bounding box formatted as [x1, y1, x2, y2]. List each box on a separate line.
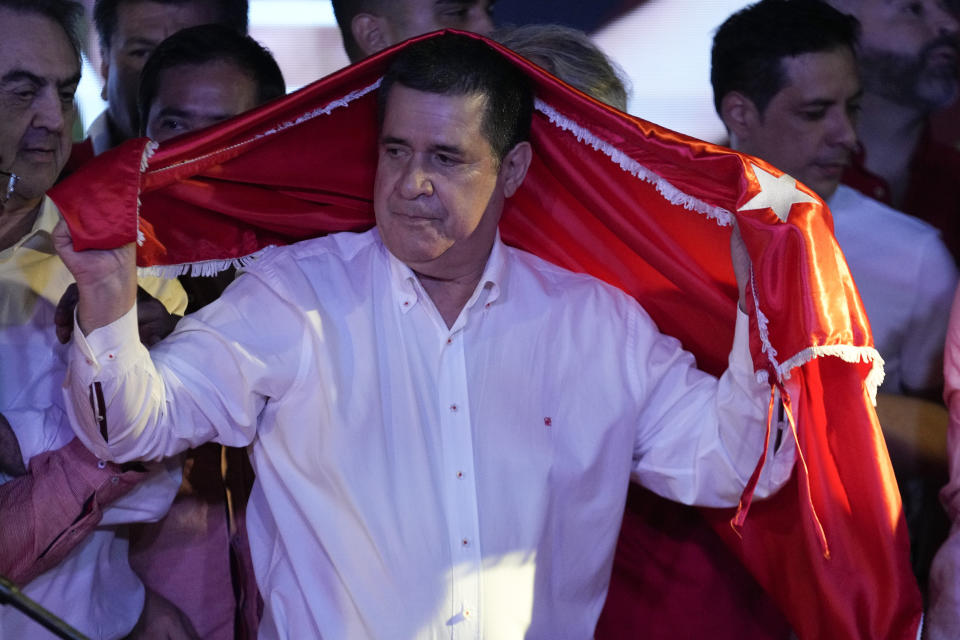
[69, 303, 138, 383]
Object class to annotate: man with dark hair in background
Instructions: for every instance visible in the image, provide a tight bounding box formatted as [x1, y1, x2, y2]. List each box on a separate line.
[0, 0, 192, 637]
[139, 24, 285, 145]
[55, 32, 791, 638]
[712, 0, 957, 596]
[86, 0, 249, 155]
[331, 0, 494, 63]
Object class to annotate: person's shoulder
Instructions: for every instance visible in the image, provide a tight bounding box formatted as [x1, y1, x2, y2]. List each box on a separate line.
[246, 228, 379, 275]
[831, 184, 943, 238]
[504, 244, 636, 309]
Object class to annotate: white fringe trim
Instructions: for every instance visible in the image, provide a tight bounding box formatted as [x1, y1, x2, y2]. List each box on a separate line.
[136, 141, 158, 247]
[535, 99, 734, 226]
[152, 80, 382, 176]
[137, 246, 272, 279]
[749, 257, 885, 402]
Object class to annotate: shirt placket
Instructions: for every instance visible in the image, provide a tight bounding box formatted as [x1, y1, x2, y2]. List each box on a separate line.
[438, 327, 482, 638]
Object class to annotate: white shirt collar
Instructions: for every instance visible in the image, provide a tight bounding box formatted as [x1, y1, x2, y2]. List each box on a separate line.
[383, 229, 507, 318]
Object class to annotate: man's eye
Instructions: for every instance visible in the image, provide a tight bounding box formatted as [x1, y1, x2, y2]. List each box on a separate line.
[127, 48, 153, 60]
[902, 1, 924, 16]
[436, 153, 456, 166]
[799, 109, 826, 121]
[442, 7, 471, 21]
[159, 118, 184, 131]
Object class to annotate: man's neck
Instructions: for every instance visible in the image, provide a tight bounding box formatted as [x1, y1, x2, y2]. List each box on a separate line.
[416, 266, 486, 329]
[105, 113, 129, 151]
[856, 92, 928, 207]
[0, 196, 43, 252]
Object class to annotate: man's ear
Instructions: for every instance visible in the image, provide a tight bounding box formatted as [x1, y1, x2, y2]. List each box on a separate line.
[500, 141, 533, 198]
[720, 91, 761, 144]
[352, 13, 391, 58]
[99, 47, 110, 101]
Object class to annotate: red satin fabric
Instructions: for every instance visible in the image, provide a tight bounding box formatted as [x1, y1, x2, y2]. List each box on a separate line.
[50, 30, 920, 639]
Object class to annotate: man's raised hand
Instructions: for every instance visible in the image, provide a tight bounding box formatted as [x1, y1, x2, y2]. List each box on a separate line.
[52, 218, 138, 336]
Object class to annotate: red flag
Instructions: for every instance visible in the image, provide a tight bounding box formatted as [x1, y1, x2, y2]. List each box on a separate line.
[51, 30, 920, 639]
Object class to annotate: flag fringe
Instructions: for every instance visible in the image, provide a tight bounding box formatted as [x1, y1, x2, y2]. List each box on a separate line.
[152, 80, 383, 176]
[135, 141, 158, 247]
[535, 99, 734, 226]
[137, 246, 272, 279]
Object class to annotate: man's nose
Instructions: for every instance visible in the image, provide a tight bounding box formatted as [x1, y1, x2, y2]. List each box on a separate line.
[470, 10, 495, 36]
[32, 87, 67, 133]
[398, 160, 434, 199]
[831, 111, 858, 152]
[930, 1, 959, 37]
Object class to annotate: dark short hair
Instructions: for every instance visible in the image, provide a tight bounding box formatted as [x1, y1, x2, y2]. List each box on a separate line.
[494, 23, 629, 112]
[711, 0, 859, 116]
[331, 0, 380, 63]
[137, 24, 285, 129]
[0, 0, 84, 61]
[378, 32, 533, 164]
[94, 0, 249, 50]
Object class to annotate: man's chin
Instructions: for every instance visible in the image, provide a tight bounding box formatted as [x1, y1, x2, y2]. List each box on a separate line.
[917, 74, 959, 110]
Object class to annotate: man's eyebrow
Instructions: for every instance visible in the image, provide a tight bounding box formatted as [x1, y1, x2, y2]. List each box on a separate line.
[120, 36, 158, 49]
[1, 70, 45, 86]
[1, 69, 81, 89]
[428, 143, 464, 156]
[155, 106, 193, 119]
[59, 72, 81, 89]
[380, 135, 409, 146]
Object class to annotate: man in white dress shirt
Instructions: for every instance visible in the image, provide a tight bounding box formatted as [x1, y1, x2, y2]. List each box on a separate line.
[55, 33, 792, 639]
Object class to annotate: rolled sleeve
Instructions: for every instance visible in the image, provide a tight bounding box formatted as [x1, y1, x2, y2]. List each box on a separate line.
[632, 307, 794, 507]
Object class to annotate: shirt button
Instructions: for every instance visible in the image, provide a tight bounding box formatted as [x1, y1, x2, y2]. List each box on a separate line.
[456, 471, 463, 479]
[446, 337, 452, 344]
[97, 459, 107, 469]
[462, 538, 469, 547]
[450, 404, 458, 412]
[107, 353, 115, 360]
[110, 476, 119, 485]
[86, 358, 93, 365]
[464, 609, 472, 618]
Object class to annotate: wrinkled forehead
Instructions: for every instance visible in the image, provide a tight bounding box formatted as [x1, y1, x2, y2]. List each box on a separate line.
[0, 9, 81, 78]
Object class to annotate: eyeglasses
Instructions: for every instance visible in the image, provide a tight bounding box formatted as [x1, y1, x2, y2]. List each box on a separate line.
[0, 170, 18, 203]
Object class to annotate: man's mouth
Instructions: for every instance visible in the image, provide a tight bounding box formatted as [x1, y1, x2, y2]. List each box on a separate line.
[21, 147, 56, 159]
[924, 40, 959, 69]
[395, 210, 437, 221]
[814, 160, 847, 172]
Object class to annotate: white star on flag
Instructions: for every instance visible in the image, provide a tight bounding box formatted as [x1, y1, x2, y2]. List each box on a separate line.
[738, 163, 818, 222]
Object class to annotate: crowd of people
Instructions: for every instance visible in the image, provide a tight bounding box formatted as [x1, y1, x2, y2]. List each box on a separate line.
[1, 0, 960, 638]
